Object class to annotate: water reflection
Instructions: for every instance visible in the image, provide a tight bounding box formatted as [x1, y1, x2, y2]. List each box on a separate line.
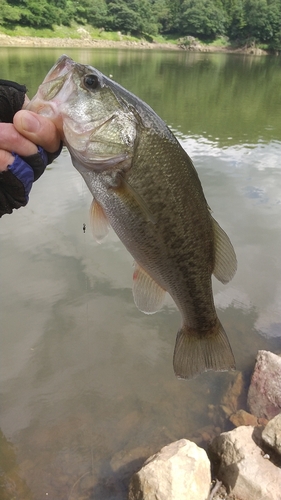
[0, 48, 281, 499]
[183, 137, 281, 340]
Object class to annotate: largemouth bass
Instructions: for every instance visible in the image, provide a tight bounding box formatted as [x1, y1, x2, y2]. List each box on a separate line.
[28, 55, 237, 379]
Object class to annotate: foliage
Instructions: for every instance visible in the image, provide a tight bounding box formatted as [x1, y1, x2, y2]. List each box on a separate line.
[0, 0, 281, 50]
[106, 0, 158, 35]
[73, 0, 107, 28]
[179, 0, 226, 39]
[0, 0, 22, 24]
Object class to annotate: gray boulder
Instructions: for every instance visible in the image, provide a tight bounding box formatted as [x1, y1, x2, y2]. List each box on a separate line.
[262, 414, 281, 456]
[209, 425, 281, 500]
[128, 438, 211, 500]
[247, 350, 281, 420]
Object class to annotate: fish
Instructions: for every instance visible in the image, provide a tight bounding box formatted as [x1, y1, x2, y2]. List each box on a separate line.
[28, 55, 237, 379]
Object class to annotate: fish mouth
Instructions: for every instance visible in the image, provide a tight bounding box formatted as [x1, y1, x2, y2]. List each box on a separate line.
[37, 55, 77, 100]
[43, 55, 75, 86]
[27, 56, 78, 120]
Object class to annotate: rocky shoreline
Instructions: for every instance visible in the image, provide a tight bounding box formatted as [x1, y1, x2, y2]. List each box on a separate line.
[0, 33, 177, 50]
[0, 33, 268, 55]
[129, 350, 281, 500]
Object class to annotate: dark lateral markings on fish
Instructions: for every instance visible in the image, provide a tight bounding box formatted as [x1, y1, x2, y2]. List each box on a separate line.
[28, 55, 237, 380]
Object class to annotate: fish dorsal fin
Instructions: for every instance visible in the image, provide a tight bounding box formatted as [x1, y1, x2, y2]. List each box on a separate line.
[133, 262, 166, 314]
[89, 199, 110, 243]
[212, 217, 237, 284]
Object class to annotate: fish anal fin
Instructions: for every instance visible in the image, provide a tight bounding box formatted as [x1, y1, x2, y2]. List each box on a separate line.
[173, 320, 235, 379]
[212, 217, 237, 284]
[89, 199, 110, 243]
[133, 263, 166, 314]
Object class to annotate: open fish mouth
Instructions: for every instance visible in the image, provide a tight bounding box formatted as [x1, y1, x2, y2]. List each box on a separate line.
[42, 55, 75, 85]
[27, 56, 78, 119]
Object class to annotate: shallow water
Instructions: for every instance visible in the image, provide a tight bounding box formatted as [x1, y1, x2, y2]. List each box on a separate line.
[0, 48, 281, 499]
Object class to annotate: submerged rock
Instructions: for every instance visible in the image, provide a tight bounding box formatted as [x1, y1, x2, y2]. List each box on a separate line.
[207, 371, 248, 434]
[191, 424, 222, 448]
[128, 439, 211, 500]
[0, 430, 32, 500]
[247, 350, 281, 420]
[229, 409, 258, 427]
[208, 425, 281, 500]
[221, 371, 246, 415]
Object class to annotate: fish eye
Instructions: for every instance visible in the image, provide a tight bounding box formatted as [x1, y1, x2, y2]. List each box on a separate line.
[83, 74, 100, 90]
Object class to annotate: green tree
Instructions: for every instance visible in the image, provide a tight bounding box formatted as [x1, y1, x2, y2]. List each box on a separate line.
[179, 0, 226, 38]
[0, 0, 21, 24]
[17, 0, 58, 28]
[222, 0, 281, 47]
[222, 0, 246, 39]
[243, 0, 270, 40]
[168, 0, 184, 32]
[106, 0, 158, 35]
[151, 0, 173, 33]
[266, 0, 281, 48]
[74, 0, 108, 27]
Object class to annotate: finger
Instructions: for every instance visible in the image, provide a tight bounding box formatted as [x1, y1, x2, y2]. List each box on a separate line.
[13, 110, 61, 153]
[0, 150, 14, 172]
[0, 123, 38, 157]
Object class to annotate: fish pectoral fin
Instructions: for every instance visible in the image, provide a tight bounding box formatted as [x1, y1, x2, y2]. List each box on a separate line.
[89, 199, 110, 243]
[114, 174, 156, 225]
[212, 217, 237, 284]
[133, 262, 166, 314]
[173, 320, 235, 379]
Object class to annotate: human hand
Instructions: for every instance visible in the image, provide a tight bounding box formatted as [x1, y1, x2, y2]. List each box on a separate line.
[0, 80, 62, 217]
[0, 111, 61, 172]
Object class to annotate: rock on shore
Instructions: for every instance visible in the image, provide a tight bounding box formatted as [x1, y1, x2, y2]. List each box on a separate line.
[248, 350, 281, 420]
[209, 425, 281, 500]
[128, 439, 211, 500]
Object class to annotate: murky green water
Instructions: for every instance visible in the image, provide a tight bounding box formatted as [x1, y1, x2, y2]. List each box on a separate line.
[0, 47, 281, 499]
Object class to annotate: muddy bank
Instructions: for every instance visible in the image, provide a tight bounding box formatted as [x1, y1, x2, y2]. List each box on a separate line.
[0, 33, 268, 55]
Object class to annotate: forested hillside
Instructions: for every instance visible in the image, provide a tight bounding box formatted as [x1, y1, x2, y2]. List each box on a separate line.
[1, 0, 281, 50]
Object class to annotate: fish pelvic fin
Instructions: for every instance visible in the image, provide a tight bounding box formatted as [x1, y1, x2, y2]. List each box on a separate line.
[212, 217, 237, 284]
[89, 199, 110, 243]
[173, 320, 235, 380]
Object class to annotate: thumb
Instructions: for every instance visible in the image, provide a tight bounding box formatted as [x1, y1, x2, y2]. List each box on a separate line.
[13, 110, 61, 153]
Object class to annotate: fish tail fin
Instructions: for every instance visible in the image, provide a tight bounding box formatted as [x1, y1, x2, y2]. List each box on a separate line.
[173, 320, 235, 379]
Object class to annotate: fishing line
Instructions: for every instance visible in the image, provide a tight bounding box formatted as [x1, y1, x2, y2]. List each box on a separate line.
[68, 220, 95, 500]
[65, 190, 96, 499]
[82, 221, 95, 475]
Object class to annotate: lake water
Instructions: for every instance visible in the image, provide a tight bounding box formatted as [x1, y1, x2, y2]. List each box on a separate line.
[0, 47, 281, 499]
